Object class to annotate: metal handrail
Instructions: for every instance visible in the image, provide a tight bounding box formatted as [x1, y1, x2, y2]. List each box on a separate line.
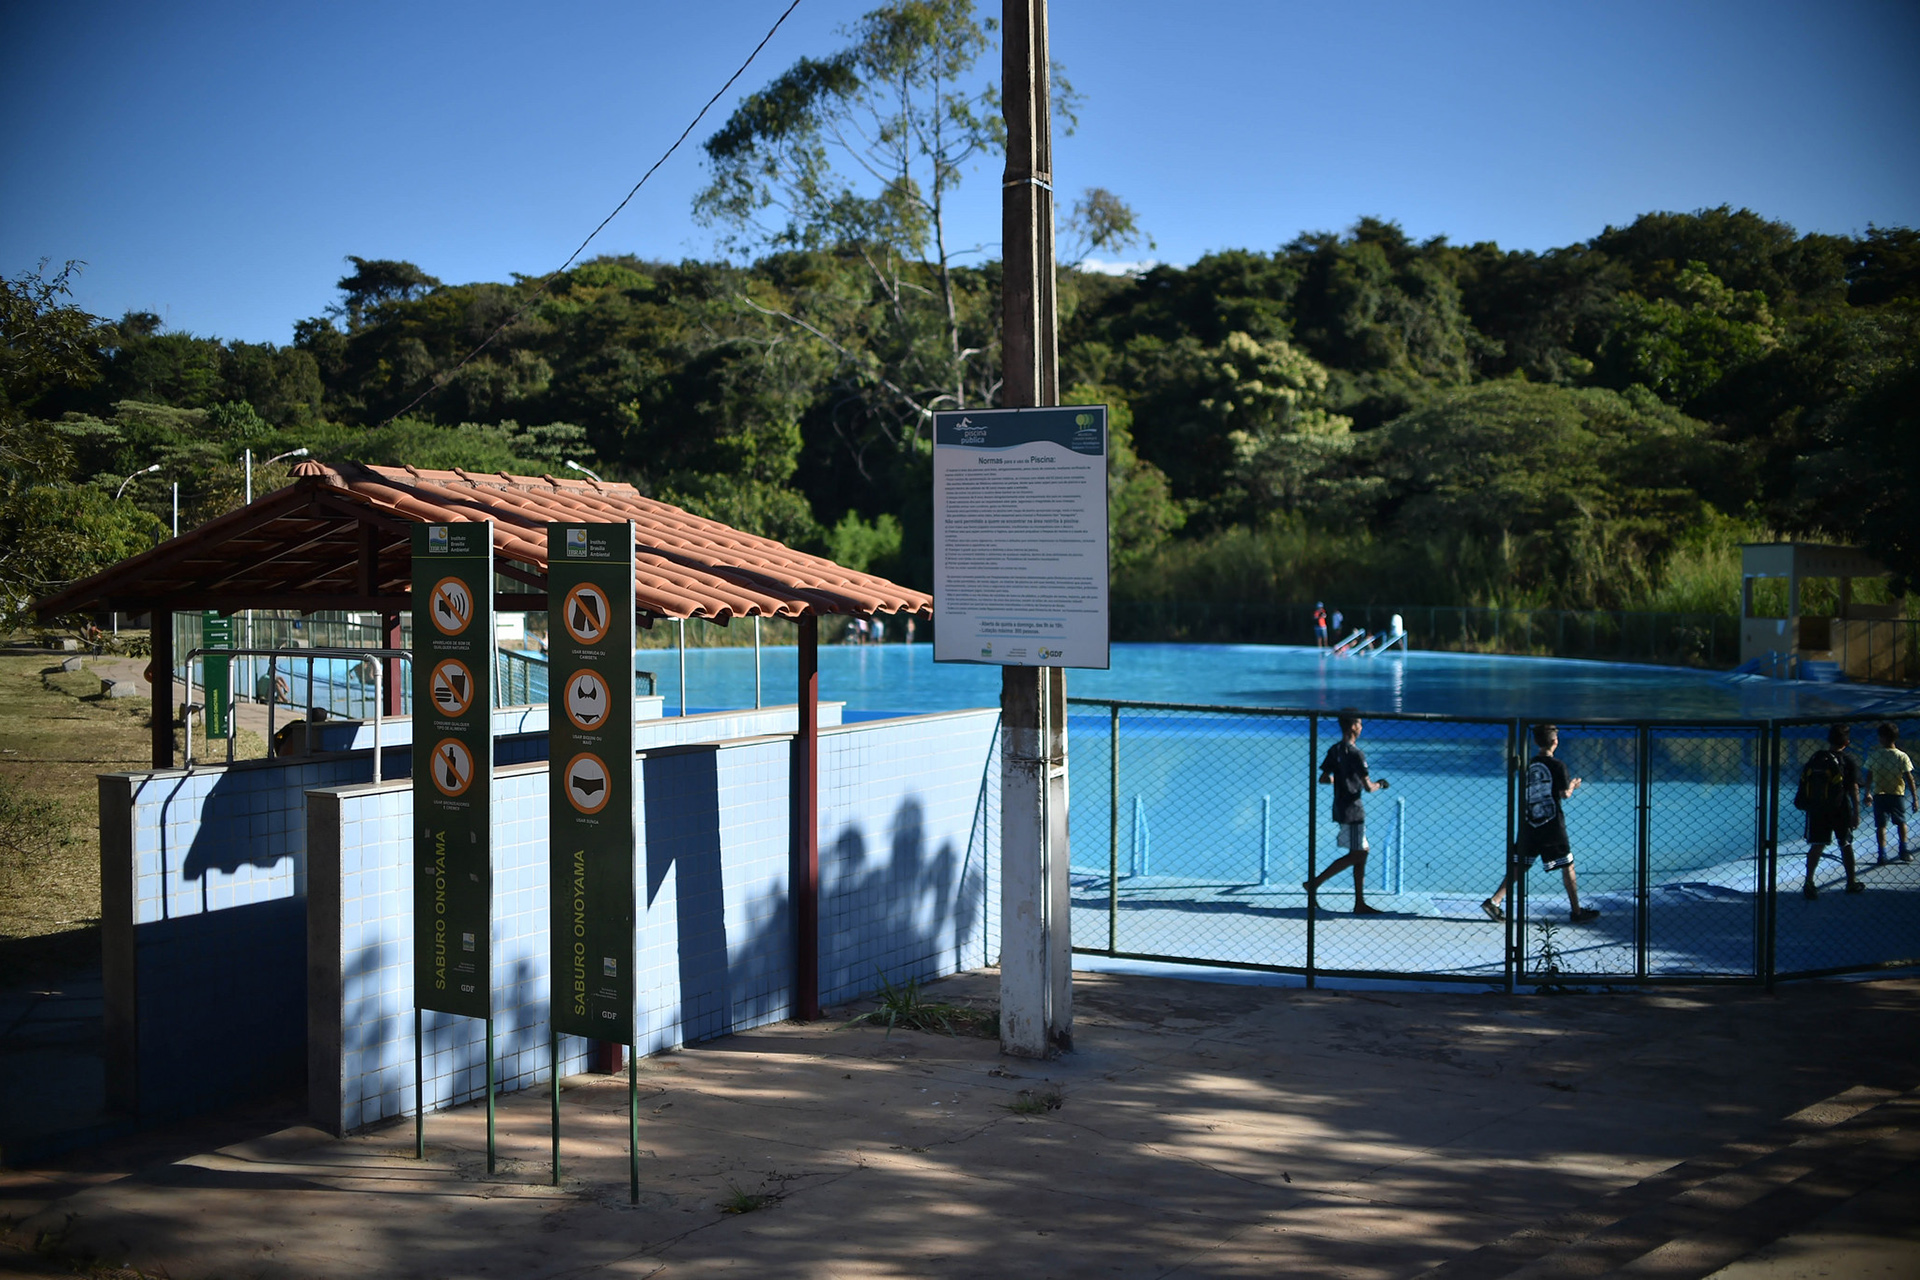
[180, 645, 411, 781]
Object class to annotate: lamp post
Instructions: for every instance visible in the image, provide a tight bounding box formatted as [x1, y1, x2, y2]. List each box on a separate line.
[244, 446, 309, 504]
[109, 465, 163, 633]
[113, 463, 161, 501]
[563, 459, 604, 483]
[240, 447, 308, 700]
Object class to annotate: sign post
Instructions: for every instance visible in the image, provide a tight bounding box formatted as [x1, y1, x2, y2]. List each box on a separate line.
[546, 522, 638, 1199]
[410, 522, 495, 1167]
[932, 405, 1109, 670]
[200, 610, 232, 747]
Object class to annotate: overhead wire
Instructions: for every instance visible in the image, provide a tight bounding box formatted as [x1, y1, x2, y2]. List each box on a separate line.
[378, 0, 806, 427]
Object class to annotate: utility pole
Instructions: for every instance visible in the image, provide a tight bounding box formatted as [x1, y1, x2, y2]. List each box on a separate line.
[999, 0, 1071, 1057]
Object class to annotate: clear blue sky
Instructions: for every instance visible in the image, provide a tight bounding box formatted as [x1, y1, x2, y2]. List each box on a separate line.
[4, 0, 1916, 344]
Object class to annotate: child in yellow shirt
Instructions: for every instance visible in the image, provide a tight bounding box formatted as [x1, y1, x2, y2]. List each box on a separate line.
[1865, 722, 1916, 864]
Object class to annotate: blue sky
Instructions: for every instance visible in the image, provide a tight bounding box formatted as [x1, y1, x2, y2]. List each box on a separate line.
[3, 0, 1916, 344]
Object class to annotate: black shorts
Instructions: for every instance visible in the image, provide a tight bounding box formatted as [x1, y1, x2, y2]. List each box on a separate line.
[1872, 794, 1910, 827]
[1512, 847, 1572, 873]
[1805, 821, 1853, 848]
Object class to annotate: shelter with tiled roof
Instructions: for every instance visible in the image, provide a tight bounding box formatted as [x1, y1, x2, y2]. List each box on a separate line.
[40, 461, 932, 756]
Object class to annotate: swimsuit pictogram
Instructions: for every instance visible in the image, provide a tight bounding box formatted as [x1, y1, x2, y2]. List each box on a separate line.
[564, 669, 612, 732]
[563, 752, 611, 814]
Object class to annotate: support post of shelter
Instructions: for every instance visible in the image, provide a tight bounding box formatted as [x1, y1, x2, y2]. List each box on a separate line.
[151, 607, 174, 768]
[998, 0, 1070, 1058]
[383, 613, 404, 716]
[792, 613, 820, 1021]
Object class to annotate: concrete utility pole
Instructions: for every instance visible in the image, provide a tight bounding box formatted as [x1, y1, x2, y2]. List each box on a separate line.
[999, 0, 1072, 1058]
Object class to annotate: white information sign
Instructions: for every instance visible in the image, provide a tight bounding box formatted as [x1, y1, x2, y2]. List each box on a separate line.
[933, 405, 1109, 669]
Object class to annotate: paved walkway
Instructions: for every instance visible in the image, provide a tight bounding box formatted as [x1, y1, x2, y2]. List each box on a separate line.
[4, 969, 1918, 1278]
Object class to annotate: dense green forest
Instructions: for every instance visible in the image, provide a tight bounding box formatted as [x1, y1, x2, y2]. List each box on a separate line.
[3, 2, 1916, 627]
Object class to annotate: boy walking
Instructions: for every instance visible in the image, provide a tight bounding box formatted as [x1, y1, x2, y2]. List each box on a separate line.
[1865, 722, 1916, 863]
[1482, 724, 1599, 924]
[1305, 710, 1388, 914]
[1796, 723, 1862, 898]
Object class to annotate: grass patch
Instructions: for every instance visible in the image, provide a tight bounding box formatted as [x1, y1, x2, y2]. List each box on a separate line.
[718, 1181, 780, 1214]
[1005, 1086, 1064, 1115]
[842, 971, 999, 1039]
[0, 646, 277, 942]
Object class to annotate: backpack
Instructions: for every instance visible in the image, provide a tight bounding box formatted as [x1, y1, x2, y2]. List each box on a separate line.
[1794, 750, 1848, 818]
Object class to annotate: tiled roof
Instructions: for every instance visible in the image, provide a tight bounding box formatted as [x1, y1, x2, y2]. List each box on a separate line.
[36, 461, 932, 623]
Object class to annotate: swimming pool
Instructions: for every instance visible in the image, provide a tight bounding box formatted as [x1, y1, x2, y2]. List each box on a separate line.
[651, 642, 1917, 721]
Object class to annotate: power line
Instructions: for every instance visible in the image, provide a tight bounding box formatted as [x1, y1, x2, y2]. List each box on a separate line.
[379, 0, 806, 427]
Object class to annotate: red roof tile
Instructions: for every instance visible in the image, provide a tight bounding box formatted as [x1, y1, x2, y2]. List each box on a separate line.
[36, 462, 931, 623]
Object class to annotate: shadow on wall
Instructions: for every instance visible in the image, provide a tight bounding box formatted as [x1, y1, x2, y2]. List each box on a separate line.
[822, 795, 986, 1008]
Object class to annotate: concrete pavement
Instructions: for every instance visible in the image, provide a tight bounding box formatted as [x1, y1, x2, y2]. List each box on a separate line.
[4, 968, 1918, 1278]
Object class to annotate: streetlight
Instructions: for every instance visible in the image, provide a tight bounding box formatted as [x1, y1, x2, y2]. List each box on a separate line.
[563, 459, 604, 483]
[245, 446, 309, 505]
[240, 447, 307, 706]
[114, 463, 162, 501]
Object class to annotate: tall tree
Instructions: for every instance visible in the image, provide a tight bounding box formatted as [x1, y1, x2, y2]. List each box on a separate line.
[696, 0, 1026, 432]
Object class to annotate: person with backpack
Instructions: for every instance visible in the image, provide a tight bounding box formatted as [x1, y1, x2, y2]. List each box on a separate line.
[1482, 724, 1598, 924]
[1796, 723, 1863, 899]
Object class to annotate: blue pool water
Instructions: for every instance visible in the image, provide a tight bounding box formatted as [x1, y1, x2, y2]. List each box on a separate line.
[647, 643, 1915, 722]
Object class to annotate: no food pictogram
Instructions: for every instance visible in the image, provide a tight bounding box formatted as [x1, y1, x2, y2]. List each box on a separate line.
[429, 659, 476, 718]
[430, 738, 476, 798]
[564, 752, 611, 815]
[563, 669, 611, 732]
[562, 583, 612, 645]
[429, 577, 475, 636]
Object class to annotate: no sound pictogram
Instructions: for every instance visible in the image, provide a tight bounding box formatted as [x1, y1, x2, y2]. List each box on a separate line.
[429, 659, 476, 717]
[429, 577, 475, 636]
[563, 669, 612, 732]
[430, 738, 476, 797]
[562, 583, 612, 645]
[564, 752, 611, 814]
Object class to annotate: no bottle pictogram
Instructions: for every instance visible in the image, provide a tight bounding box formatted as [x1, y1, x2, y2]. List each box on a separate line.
[562, 583, 612, 645]
[429, 577, 476, 636]
[563, 669, 612, 732]
[563, 752, 611, 814]
[429, 659, 476, 717]
[430, 738, 476, 798]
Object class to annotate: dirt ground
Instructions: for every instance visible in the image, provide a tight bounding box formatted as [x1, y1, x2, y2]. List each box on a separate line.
[4, 967, 1918, 1279]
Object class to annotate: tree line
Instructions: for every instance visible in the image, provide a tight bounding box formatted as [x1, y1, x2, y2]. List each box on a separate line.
[3, 1, 1915, 627]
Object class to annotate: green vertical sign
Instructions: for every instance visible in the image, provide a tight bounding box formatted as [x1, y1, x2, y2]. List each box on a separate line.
[547, 522, 636, 1043]
[200, 610, 232, 737]
[413, 521, 494, 1021]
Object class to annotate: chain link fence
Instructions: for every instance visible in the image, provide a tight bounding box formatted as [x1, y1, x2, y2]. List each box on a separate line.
[959, 698, 1920, 988]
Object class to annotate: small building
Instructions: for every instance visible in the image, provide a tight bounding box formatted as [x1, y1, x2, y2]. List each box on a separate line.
[1740, 542, 1911, 682]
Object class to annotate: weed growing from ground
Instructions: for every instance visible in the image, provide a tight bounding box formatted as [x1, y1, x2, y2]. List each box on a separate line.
[1005, 1086, 1063, 1115]
[842, 970, 998, 1038]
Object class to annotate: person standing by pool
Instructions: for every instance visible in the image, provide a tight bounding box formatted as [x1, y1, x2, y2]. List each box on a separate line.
[1305, 709, 1388, 914]
[1865, 722, 1916, 864]
[1330, 607, 1344, 638]
[1795, 723, 1862, 898]
[1313, 603, 1328, 648]
[1482, 724, 1599, 924]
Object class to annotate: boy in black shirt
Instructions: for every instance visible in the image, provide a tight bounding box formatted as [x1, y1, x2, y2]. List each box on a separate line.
[1482, 724, 1598, 924]
[1797, 723, 1862, 898]
[1305, 709, 1388, 914]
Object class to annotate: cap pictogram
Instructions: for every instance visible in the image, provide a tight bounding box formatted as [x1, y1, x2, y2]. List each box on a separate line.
[429, 577, 475, 636]
[430, 738, 476, 798]
[429, 659, 476, 718]
[562, 584, 612, 645]
[564, 669, 612, 732]
[563, 752, 611, 814]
